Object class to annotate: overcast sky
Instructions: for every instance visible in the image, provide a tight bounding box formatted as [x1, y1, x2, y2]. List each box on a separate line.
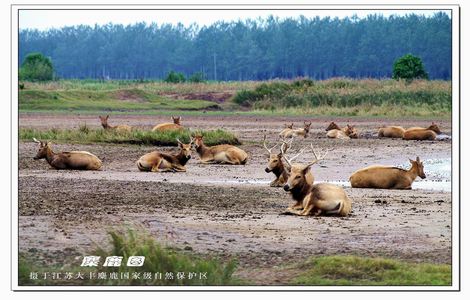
[19, 9, 451, 30]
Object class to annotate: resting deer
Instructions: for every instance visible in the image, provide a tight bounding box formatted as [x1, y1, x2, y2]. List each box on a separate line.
[152, 116, 184, 132]
[282, 145, 351, 216]
[99, 115, 132, 132]
[33, 138, 102, 170]
[326, 124, 357, 139]
[193, 135, 248, 165]
[378, 126, 405, 138]
[280, 122, 312, 139]
[263, 136, 305, 187]
[278, 123, 294, 138]
[349, 157, 426, 189]
[136, 138, 193, 172]
[403, 123, 441, 141]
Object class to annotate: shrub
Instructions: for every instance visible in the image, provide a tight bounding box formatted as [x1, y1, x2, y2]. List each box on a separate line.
[188, 72, 206, 83]
[393, 54, 429, 80]
[164, 71, 186, 83]
[19, 52, 54, 81]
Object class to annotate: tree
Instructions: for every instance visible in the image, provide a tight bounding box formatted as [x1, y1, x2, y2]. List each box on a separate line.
[392, 54, 429, 80]
[19, 52, 54, 81]
[164, 70, 186, 83]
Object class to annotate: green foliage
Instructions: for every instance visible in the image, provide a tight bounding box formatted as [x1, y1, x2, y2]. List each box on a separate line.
[393, 54, 429, 80]
[164, 71, 186, 83]
[19, 52, 54, 81]
[92, 229, 238, 285]
[188, 72, 206, 83]
[20, 127, 241, 146]
[292, 256, 451, 286]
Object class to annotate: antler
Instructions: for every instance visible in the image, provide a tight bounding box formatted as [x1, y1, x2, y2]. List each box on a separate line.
[280, 137, 306, 168]
[305, 143, 331, 168]
[33, 138, 41, 144]
[263, 135, 281, 154]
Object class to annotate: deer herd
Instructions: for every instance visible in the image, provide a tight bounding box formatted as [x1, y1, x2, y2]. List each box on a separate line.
[32, 115, 444, 218]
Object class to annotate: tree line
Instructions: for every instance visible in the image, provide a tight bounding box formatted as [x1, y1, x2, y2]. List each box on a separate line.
[19, 12, 451, 81]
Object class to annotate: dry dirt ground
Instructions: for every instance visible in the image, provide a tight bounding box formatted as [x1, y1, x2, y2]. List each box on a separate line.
[18, 113, 453, 285]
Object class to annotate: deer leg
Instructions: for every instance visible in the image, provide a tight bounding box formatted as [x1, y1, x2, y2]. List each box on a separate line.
[151, 160, 164, 172]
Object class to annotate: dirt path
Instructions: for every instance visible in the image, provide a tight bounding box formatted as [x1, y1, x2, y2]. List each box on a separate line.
[18, 113, 453, 284]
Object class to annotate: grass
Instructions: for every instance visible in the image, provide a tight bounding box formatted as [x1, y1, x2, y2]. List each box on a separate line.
[19, 229, 239, 286]
[19, 78, 451, 117]
[291, 255, 451, 286]
[20, 127, 241, 146]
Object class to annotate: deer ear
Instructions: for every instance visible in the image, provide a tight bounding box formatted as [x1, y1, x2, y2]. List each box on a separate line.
[409, 158, 414, 164]
[416, 156, 420, 162]
[106, 115, 109, 119]
[302, 166, 311, 174]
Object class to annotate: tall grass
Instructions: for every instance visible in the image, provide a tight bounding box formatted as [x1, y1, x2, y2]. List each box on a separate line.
[233, 78, 451, 112]
[291, 255, 451, 286]
[20, 127, 241, 146]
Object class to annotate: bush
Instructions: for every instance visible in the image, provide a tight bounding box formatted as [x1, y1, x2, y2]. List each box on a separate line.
[393, 54, 429, 80]
[19, 52, 54, 81]
[188, 72, 206, 83]
[164, 71, 186, 83]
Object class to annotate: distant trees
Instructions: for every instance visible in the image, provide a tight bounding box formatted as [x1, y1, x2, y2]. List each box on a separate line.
[393, 54, 429, 80]
[164, 71, 186, 83]
[18, 13, 451, 81]
[19, 52, 54, 81]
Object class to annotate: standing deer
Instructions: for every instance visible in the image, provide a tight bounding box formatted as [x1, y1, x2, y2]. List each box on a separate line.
[33, 138, 102, 170]
[279, 121, 312, 138]
[99, 115, 132, 132]
[349, 157, 426, 189]
[193, 135, 248, 165]
[403, 123, 441, 141]
[378, 126, 406, 138]
[282, 145, 352, 216]
[136, 138, 193, 172]
[152, 116, 184, 132]
[263, 136, 304, 187]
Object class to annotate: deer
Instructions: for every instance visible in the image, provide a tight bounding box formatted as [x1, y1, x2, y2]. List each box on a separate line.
[136, 138, 193, 172]
[282, 144, 352, 216]
[403, 123, 442, 141]
[349, 157, 426, 189]
[278, 123, 294, 138]
[99, 115, 132, 133]
[279, 121, 312, 139]
[152, 116, 184, 132]
[33, 138, 102, 170]
[193, 134, 248, 165]
[378, 126, 406, 138]
[326, 124, 357, 139]
[263, 136, 305, 187]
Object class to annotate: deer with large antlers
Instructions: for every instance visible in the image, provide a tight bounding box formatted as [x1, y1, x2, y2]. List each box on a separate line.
[99, 115, 133, 133]
[281, 144, 352, 216]
[136, 138, 194, 172]
[33, 138, 102, 170]
[263, 136, 304, 187]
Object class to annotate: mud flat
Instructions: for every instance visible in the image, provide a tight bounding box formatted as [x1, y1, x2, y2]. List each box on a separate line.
[18, 113, 453, 283]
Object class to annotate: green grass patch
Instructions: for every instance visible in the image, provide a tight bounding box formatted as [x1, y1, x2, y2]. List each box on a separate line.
[19, 127, 241, 146]
[291, 255, 451, 286]
[19, 229, 239, 286]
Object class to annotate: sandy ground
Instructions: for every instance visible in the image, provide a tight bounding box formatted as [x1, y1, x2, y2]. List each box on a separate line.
[18, 113, 452, 284]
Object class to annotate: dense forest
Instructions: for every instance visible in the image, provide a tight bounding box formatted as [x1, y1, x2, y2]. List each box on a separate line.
[19, 13, 451, 80]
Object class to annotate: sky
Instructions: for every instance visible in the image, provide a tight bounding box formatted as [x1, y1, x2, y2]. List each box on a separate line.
[18, 9, 451, 30]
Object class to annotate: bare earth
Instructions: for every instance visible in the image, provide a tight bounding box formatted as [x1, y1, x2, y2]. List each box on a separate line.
[18, 113, 452, 285]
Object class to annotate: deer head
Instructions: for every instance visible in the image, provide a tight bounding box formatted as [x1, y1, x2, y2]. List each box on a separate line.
[99, 115, 110, 129]
[326, 122, 340, 131]
[428, 122, 441, 134]
[172, 116, 181, 125]
[410, 156, 426, 179]
[33, 138, 51, 160]
[176, 137, 194, 160]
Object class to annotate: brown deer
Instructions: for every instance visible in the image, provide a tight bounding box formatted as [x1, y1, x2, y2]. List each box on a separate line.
[152, 116, 184, 132]
[136, 138, 193, 172]
[326, 123, 357, 139]
[279, 121, 312, 139]
[33, 138, 102, 170]
[99, 115, 132, 133]
[193, 135, 248, 165]
[263, 136, 306, 187]
[403, 123, 441, 141]
[378, 126, 406, 138]
[349, 157, 426, 189]
[282, 145, 351, 216]
[278, 123, 294, 138]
